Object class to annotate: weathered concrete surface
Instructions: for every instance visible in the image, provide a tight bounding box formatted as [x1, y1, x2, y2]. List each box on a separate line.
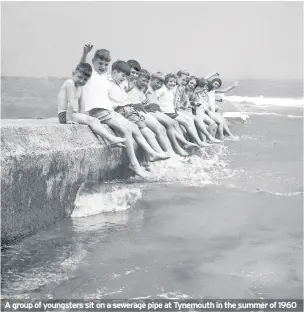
[1, 118, 134, 245]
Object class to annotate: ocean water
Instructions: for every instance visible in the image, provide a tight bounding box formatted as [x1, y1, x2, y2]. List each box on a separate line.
[1, 77, 303, 301]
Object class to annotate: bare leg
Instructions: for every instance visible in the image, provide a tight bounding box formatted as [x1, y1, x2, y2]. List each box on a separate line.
[140, 127, 164, 154]
[208, 112, 225, 140]
[130, 123, 170, 162]
[177, 113, 211, 147]
[104, 115, 148, 178]
[223, 122, 234, 137]
[142, 112, 172, 153]
[72, 113, 126, 146]
[196, 108, 218, 138]
[151, 112, 189, 156]
[193, 117, 222, 143]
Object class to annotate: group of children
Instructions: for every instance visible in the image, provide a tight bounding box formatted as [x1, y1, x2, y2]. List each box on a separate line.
[58, 42, 239, 178]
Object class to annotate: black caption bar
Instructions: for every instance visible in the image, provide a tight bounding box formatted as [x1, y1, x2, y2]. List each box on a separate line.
[1, 299, 303, 311]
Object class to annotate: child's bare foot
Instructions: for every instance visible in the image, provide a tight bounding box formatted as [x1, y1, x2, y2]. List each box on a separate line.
[110, 142, 125, 148]
[178, 149, 189, 157]
[183, 142, 200, 153]
[208, 138, 223, 144]
[142, 162, 152, 172]
[149, 152, 171, 162]
[129, 164, 149, 178]
[109, 137, 127, 146]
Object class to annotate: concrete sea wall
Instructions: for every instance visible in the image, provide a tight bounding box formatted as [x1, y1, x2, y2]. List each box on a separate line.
[1, 118, 134, 245]
[1, 115, 246, 245]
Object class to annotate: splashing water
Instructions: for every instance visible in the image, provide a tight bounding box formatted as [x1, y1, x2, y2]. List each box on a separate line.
[71, 185, 143, 218]
[145, 145, 234, 186]
[70, 144, 235, 218]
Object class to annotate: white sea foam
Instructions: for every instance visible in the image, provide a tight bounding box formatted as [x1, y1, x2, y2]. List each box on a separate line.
[224, 95, 304, 107]
[71, 187, 143, 218]
[146, 145, 232, 186]
[247, 112, 303, 118]
[255, 189, 303, 197]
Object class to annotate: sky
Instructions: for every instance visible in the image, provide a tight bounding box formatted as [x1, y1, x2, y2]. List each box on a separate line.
[1, 1, 303, 80]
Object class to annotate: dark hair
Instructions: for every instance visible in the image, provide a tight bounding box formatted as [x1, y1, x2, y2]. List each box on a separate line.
[138, 69, 150, 80]
[197, 78, 208, 88]
[208, 78, 222, 91]
[165, 73, 177, 85]
[188, 76, 198, 86]
[75, 63, 92, 77]
[93, 49, 111, 62]
[177, 70, 190, 78]
[151, 72, 165, 83]
[127, 60, 141, 72]
[112, 60, 131, 76]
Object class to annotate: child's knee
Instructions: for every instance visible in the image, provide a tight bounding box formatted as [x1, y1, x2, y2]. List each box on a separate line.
[129, 122, 141, 134]
[137, 121, 147, 130]
[155, 124, 166, 135]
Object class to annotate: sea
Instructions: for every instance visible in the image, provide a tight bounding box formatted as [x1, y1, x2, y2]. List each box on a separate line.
[1, 77, 303, 301]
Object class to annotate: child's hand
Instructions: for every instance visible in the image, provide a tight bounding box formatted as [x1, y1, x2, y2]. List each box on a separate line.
[148, 103, 161, 112]
[83, 42, 94, 54]
[142, 98, 149, 105]
[133, 103, 147, 113]
[67, 120, 79, 125]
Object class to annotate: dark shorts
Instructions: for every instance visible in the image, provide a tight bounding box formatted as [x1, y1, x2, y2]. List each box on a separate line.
[165, 112, 179, 119]
[115, 105, 146, 129]
[58, 111, 67, 124]
[88, 108, 112, 123]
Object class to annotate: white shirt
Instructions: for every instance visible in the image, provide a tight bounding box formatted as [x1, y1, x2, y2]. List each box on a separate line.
[106, 77, 132, 110]
[156, 86, 176, 114]
[208, 90, 216, 112]
[128, 86, 146, 104]
[82, 70, 114, 112]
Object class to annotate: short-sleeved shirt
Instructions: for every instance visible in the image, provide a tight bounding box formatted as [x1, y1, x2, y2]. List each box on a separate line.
[208, 90, 216, 112]
[172, 86, 189, 110]
[121, 79, 136, 93]
[82, 70, 114, 112]
[146, 85, 161, 105]
[194, 89, 210, 110]
[155, 86, 176, 114]
[106, 77, 132, 110]
[128, 86, 146, 104]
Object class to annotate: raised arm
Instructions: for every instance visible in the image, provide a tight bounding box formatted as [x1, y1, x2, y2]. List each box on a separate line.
[215, 82, 239, 94]
[80, 42, 94, 64]
[204, 72, 220, 80]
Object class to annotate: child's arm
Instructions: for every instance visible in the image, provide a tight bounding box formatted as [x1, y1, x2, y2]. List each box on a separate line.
[80, 42, 94, 64]
[79, 91, 85, 114]
[204, 72, 220, 80]
[66, 81, 78, 124]
[215, 82, 239, 94]
[145, 91, 161, 112]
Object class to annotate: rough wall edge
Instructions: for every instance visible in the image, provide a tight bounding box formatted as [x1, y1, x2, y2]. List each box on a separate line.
[1, 120, 136, 245]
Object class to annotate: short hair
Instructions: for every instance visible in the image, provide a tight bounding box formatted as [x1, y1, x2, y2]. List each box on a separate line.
[177, 70, 190, 78]
[188, 76, 198, 86]
[127, 60, 141, 72]
[138, 69, 150, 80]
[112, 60, 131, 75]
[165, 73, 177, 85]
[208, 77, 222, 91]
[93, 49, 111, 62]
[151, 72, 165, 83]
[197, 78, 208, 88]
[75, 63, 92, 77]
